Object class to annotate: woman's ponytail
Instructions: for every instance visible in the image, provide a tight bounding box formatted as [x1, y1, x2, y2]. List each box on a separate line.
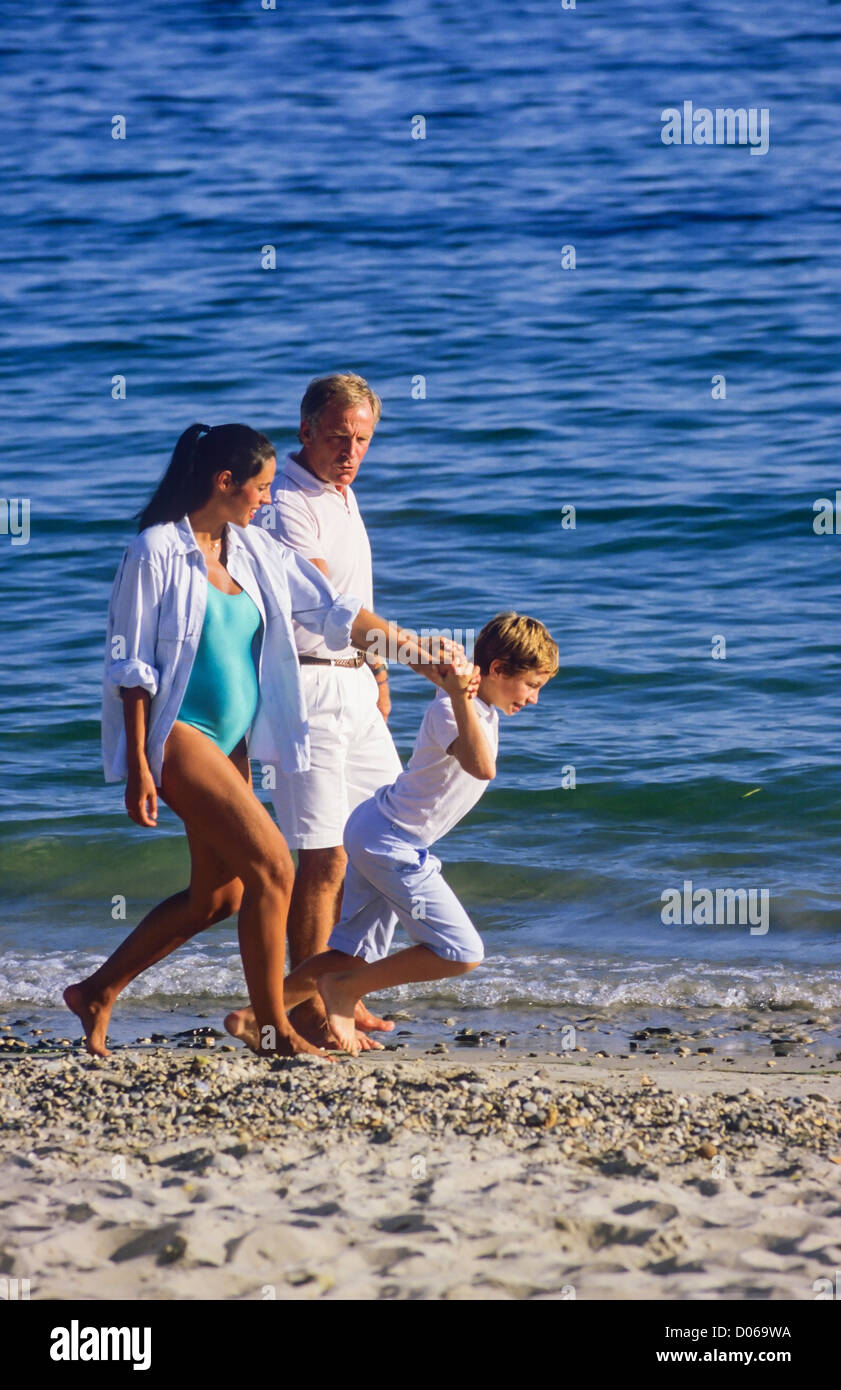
[137, 423, 274, 531]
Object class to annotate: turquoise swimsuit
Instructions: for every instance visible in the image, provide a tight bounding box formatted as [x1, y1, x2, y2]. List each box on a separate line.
[177, 583, 263, 754]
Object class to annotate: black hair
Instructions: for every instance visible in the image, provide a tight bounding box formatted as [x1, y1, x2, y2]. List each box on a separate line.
[137, 423, 275, 531]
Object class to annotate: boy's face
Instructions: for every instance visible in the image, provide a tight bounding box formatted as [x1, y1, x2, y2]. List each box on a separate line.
[480, 661, 553, 715]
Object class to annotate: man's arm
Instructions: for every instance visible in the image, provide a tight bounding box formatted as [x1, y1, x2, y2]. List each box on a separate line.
[349, 611, 464, 691]
[304, 556, 329, 578]
[305, 557, 391, 716]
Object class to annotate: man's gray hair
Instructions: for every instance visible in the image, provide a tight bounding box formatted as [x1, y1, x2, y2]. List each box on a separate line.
[299, 373, 382, 434]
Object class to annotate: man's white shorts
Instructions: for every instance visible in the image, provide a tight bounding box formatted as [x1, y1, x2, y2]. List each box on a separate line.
[328, 798, 485, 964]
[270, 665, 402, 851]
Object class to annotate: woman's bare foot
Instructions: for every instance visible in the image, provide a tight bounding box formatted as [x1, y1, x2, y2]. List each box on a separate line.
[228, 1002, 381, 1053]
[224, 1011, 333, 1061]
[318, 975, 361, 1056]
[355, 1000, 395, 1034]
[271, 1028, 334, 1061]
[63, 982, 113, 1058]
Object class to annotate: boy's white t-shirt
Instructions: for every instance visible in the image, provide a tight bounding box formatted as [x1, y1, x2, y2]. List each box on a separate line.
[375, 689, 499, 847]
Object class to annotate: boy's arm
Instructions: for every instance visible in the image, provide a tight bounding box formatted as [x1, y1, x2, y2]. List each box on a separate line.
[439, 665, 496, 780]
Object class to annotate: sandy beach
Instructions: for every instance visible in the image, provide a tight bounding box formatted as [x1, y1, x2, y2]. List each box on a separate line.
[2, 1043, 840, 1302]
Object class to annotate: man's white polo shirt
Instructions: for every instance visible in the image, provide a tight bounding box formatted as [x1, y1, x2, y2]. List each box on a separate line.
[268, 454, 373, 659]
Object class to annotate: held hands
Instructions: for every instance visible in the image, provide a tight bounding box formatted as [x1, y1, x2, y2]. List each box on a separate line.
[434, 657, 481, 701]
[125, 763, 158, 828]
[425, 634, 466, 666]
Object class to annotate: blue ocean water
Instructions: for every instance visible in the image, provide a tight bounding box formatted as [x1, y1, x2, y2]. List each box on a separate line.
[1, 0, 840, 1051]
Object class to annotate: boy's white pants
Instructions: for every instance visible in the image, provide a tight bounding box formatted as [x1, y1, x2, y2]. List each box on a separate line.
[328, 798, 485, 964]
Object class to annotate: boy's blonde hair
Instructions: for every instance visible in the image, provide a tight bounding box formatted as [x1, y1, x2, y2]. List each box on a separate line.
[299, 373, 383, 434]
[473, 612, 559, 677]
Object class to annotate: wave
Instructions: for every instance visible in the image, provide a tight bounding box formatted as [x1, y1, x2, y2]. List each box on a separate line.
[3, 945, 839, 1016]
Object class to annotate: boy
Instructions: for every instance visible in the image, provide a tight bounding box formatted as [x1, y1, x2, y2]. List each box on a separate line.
[281, 612, 559, 1055]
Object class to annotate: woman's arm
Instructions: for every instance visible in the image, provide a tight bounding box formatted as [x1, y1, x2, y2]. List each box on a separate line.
[121, 688, 158, 827]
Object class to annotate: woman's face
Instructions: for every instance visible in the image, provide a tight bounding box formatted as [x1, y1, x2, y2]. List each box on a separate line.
[216, 456, 276, 527]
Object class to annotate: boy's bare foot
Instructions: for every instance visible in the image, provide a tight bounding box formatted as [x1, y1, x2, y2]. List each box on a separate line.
[270, 1029, 334, 1061]
[318, 975, 361, 1056]
[355, 1000, 395, 1034]
[289, 997, 334, 1048]
[289, 997, 382, 1051]
[63, 982, 112, 1058]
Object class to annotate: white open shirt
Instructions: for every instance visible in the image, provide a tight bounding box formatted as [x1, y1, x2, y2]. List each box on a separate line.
[101, 517, 362, 784]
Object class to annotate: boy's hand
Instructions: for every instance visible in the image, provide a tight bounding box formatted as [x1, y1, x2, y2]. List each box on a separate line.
[435, 659, 480, 699]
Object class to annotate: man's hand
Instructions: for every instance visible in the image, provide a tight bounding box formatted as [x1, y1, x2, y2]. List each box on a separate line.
[375, 679, 391, 721]
[125, 763, 158, 827]
[425, 634, 466, 666]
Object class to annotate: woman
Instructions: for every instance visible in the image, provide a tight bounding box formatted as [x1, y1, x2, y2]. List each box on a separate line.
[65, 423, 456, 1058]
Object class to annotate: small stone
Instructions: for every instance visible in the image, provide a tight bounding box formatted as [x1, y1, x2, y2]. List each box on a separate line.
[697, 1141, 718, 1160]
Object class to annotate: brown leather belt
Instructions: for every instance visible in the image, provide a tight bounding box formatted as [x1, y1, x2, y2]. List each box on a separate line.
[299, 653, 365, 669]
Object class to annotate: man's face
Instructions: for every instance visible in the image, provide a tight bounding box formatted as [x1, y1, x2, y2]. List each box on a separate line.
[299, 399, 376, 489]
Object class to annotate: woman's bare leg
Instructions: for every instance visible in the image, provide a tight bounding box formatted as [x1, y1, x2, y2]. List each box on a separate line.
[157, 723, 326, 1058]
[66, 732, 323, 1058]
[65, 827, 242, 1056]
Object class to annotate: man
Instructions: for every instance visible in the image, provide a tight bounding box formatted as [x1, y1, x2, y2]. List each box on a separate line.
[263, 374, 403, 1045]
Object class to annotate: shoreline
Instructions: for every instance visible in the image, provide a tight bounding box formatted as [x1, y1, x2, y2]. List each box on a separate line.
[2, 1049, 840, 1301]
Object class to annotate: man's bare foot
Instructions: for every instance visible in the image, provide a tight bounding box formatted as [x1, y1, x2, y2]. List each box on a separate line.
[224, 1007, 259, 1051]
[318, 975, 361, 1056]
[63, 982, 112, 1058]
[354, 1000, 395, 1034]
